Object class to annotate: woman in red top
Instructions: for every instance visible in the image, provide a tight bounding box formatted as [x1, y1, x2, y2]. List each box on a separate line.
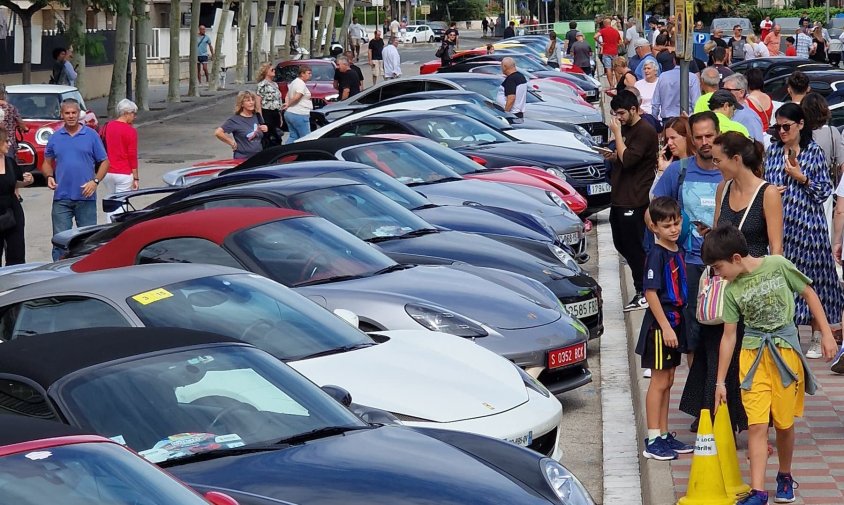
[102, 98, 139, 221]
[745, 69, 773, 129]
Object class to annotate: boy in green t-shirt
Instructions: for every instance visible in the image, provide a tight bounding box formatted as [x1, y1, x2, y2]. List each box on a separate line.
[702, 226, 838, 505]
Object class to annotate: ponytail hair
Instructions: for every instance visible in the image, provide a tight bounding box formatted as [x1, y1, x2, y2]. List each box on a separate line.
[713, 131, 765, 178]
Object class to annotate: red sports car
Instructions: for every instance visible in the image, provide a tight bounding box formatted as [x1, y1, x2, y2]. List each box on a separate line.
[7, 84, 98, 177]
[273, 59, 339, 107]
[0, 415, 238, 505]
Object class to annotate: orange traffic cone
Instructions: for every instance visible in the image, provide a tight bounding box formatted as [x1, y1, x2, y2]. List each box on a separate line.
[714, 404, 750, 498]
[677, 409, 736, 505]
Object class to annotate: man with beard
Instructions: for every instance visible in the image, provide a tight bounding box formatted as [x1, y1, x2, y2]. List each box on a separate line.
[603, 89, 658, 311]
[651, 111, 724, 366]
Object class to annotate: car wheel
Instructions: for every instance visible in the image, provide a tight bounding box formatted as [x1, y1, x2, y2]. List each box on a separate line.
[412, 37, 416, 43]
[428, 35, 434, 42]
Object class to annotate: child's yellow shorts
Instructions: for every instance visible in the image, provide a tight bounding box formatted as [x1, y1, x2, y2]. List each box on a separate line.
[739, 346, 805, 429]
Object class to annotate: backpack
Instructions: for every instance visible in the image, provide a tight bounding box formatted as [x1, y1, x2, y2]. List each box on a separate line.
[435, 43, 445, 59]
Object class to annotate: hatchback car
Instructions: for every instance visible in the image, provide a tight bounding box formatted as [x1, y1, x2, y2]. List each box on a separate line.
[401, 24, 435, 43]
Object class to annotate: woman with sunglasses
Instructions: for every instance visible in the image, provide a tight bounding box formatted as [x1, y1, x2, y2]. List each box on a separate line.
[765, 103, 844, 359]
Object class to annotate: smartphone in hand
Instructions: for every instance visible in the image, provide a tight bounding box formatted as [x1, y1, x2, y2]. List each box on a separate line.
[787, 148, 797, 163]
[591, 146, 615, 156]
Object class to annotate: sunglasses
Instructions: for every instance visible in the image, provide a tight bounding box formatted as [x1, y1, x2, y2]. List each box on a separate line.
[772, 122, 797, 132]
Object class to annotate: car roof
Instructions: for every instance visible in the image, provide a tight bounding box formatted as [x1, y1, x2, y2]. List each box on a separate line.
[3, 263, 248, 299]
[0, 327, 242, 390]
[6, 84, 78, 94]
[239, 137, 401, 167]
[72, 208, 309, 272]
[276, 59, 335, 67]
[0, 416, 93, 447]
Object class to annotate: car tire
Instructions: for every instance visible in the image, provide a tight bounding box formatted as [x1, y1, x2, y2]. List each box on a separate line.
[428, 35, 434, 42]
[412, 37, 416, 43]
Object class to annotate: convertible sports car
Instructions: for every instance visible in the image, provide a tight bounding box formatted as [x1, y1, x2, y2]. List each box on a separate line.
[86, 180, 602, 336]
[0, 262, 591, 392]
[0, 328, 595, 504]
[305, 112, 611, 215]
[311, 74, 607, 142]
[0, 416, 238, 505]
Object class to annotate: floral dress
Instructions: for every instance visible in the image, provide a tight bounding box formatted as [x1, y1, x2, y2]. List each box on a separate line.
[256, 80, 282, 112]
[764, 141, 844, 326]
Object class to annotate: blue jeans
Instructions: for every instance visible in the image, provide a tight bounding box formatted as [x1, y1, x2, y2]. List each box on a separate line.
[52, 199, 96, 261]
[284, 111, 311, 144]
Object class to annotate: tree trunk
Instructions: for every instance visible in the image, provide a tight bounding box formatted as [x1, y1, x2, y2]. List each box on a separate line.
[21, 14, 33, 84]
[300, 0, 316, 55]
[268, 0, 283, 59]
[168, 0, 181, 102]
[252, 0, 269, 78]
[339, 0, 353, 50]
[321, 4, 334, 56]
[315, 2, 328, 54]
[283, 0, 295, 54]
[108, 7, 133, 117]
[209, 0, 232, 91]
[235, 1, 249, 83]
[188, 0, 201, 96]
[134, 0, 149, 110]
[68, 0, 87, 94]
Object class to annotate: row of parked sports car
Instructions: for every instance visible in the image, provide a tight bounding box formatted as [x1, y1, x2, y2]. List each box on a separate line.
[0, 43, 607, 504]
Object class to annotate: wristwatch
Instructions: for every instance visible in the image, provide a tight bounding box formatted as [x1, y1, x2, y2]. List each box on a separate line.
[93, 178, 100, 185]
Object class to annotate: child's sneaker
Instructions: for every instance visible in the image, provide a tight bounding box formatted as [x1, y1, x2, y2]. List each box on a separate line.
[775, 472, 798, 503]
[643, 368, 652, 378]
[806, 332, 822, 359]
[738, 489, 768, 505]
[831, 345, 844, 374]
[623, 292, 648, 312]
[664, 432, 694, 454]
[642, 436, 677, 460]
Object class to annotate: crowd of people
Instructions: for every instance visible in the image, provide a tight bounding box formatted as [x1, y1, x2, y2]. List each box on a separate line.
[600, 15, 844, 505]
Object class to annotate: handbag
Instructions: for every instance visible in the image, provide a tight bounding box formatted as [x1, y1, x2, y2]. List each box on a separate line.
[695, 181, 765, 325]
[0, 208, 16, 232]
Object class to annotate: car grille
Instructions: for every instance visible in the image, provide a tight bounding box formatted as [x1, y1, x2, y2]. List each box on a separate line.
[564, 164, 606, 183]
[580, 122, 609, 144]
[528, 427, 558, 457]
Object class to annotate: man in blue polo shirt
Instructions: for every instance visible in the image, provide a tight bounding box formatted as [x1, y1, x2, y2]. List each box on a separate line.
[42, 98, 109, 260]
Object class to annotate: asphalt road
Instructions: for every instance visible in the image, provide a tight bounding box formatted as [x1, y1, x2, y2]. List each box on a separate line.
[17, 36, 605, 502]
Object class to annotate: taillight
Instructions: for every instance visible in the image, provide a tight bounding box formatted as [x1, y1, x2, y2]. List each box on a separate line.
[467, 155, 487, 166]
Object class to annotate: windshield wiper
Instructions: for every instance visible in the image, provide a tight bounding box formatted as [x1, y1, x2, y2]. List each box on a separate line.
[399, 228, 439, 238]
[367, 235, 399, 243]
[293, 274, 365, 287]
[294, 342, 376, 360]
[371, 264, 413, 275]
[406, 176, 462, 186]
[159, 444, 285, 468]
[412, 203, 439, 210]
[274, 426, 368, 445]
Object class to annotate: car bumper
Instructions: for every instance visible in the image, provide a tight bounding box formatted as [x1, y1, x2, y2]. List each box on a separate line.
[398, 389, 563, 460]
[550, 277, 603, 340]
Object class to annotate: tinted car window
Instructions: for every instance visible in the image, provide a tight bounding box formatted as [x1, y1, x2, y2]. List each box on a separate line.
[831, 106, 844, 128]
[379, 81, 426, 100]
[341, 142, 462, 184]
[277, 65, 300, 83]
[0, 297, 130, 340]
[355, 87, 381, 105]
[194, 197, 275, 210]
[405, 115, 509, 147]
[137, 237, 243, 269]
[331, 121, 407, 137]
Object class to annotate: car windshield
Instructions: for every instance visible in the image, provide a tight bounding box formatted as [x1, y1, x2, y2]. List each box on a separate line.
[60, 345, 364, 463]
[8, 91, 86, 119]
[277, 64, 335, 83]
[232, 217, 397, 286]
[341, 142, 463, 185]
[0, 443, 211, 505]
[404, 138, 490, 175]
[288, 185, 433, 241]
[447, 77, 542, 103]
[127, 274, 373, 360]
[405, 115, 510, 147]
[406, 27, 418, 32]
[323, 169, 430, 210]
[432, 103, 511, 129]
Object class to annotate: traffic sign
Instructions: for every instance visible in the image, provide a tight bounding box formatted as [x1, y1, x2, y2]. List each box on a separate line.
[635, 0, 643, 28]
[684, 0, 694, 61]
[372, 0, 384, 7]
[675, 0, 685, 57]
[420, 4, 430, 14]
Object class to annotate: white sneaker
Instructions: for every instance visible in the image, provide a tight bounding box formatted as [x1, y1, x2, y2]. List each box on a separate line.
[806, 332, 822, 359]
[643, 368, 652, 378]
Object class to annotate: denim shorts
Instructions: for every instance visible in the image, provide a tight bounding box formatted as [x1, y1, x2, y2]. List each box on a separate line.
[602, 55, 613, 68]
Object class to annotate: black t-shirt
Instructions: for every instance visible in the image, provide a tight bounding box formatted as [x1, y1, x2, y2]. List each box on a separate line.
[335, 69, 361, 97]
[351, 63, 364, 82]
[610, 119, 658, 207]
[498, 71, 528, 115]
[369, 38, 385, 60]
[503, 26, 515, 38]
[565, 29, 578, 54]
[655, 50, 675, 72]
[707, 37, 728, 65]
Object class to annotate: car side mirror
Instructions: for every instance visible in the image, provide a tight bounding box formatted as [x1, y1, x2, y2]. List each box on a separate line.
[321, 384, 352, 407]
[333, 309, 359, 328]
[204, 491, 239, 505]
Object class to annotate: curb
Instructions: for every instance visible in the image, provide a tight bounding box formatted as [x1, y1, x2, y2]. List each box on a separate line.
[134, 89, 241, 129]
[597, 210, 644, 505]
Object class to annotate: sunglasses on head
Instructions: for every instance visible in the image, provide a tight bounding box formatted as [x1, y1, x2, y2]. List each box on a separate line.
[772, 122, 797, 132]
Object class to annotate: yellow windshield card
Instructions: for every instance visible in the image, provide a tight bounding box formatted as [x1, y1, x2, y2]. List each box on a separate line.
[132, 288, 174, 305]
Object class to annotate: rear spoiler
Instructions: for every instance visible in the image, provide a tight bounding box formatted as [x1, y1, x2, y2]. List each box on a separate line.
[51, 224, 112, 256]
[102, 187, 181, 214]
[162, 166, 228, 187]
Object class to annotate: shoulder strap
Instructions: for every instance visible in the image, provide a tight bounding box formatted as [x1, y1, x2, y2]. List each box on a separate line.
[738, 181, 766, 231]
[675, 157, 688, 203]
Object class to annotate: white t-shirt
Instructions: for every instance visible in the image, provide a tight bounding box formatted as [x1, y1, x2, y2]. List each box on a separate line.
[390, 20, 400, 35]
[634, 78, 658, 116]
[286, 78, 312, 116]
[349, 23, 365, 39]
[625, 26, 639, 57]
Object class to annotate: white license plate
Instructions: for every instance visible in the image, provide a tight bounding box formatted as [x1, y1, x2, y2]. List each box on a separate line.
[558, 232, 580, 245]
[587, 182, 611, 195]
[585, 90, 597, 96]
[564, 298, 599, 318]
[591, 135, 603, 144]
[507, 431, 533, 447]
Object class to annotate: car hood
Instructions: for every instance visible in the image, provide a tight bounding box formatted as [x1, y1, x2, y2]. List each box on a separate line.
[374, 230, 573, 278]
[291, 330, 528, 422]
[524, 102, 602, 123]
[412, 205, 556, 243]
[459, 142, 604, 167]
[170, 426, 553, 505]
[296, 265, 561, 330]
[505, 129, 593, 152]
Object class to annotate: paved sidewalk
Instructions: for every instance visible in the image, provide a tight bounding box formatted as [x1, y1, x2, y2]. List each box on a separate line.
[619, 264, 844, 504]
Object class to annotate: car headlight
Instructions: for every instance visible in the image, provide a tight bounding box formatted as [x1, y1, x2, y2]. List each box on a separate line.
[586, 75, 601, 87]
[325, 93, 339, 101]
[542, 458, 594, 504]
[574, 125, 589, 136]
[515, 362, 550, 397]
[35, 127, 54, 145]
[550, 244, 579, 272]
[405, 304, 488, 337]
[546, 191, 566, 208]
[545, 167, 566, 179]
[573, 133, 596, 147]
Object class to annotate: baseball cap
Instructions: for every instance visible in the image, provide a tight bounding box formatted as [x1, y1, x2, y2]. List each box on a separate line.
[633, 38, 651, 48]
[709, 89, 744, 110]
